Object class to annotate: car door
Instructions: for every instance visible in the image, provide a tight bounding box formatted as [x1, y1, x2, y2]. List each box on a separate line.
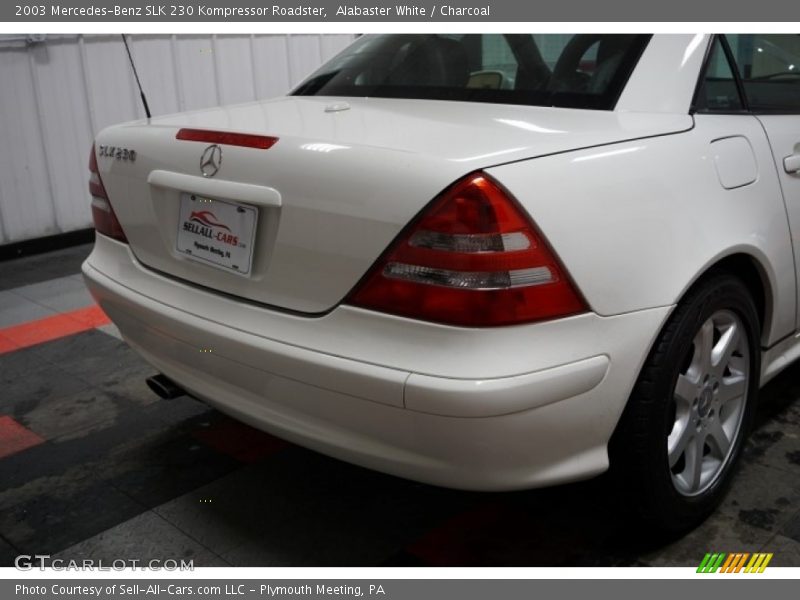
[692, 36, 797, 342]
[723, 34, 800, 329]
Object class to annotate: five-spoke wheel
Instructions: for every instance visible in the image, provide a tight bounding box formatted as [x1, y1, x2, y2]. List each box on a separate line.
[668, 310, 749, 496]
[611, 273, 759, 534]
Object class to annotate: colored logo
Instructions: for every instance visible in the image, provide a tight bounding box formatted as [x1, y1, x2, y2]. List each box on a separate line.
[184, 210, 239, 247]
[697, 552, 773, 573]
[189, 211, 231, 232]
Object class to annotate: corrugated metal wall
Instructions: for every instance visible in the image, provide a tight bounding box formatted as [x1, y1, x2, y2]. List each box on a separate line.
[0, 33, 355, 245]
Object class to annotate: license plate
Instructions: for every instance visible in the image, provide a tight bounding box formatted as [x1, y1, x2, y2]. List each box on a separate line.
[176, 193, 258, 276]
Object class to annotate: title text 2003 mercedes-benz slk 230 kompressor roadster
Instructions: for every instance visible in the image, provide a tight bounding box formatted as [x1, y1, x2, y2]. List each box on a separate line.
[83, 34, 800, 533]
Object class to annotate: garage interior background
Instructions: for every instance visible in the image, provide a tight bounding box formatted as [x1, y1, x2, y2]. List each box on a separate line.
[0, 33, 355, 246]
[0, 32, 798, 567]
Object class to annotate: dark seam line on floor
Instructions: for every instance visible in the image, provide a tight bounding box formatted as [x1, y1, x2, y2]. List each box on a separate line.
[108, 471, 237, 566]
[0, 530, 21, 554]
[150, 507, 234, 566]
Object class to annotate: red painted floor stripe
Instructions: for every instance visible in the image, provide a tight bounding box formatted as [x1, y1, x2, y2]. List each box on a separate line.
[0, 415, 45, 459]
[0, 333, 18, 354]
[405, 502, 507, 566]
[0, 305, 110, 355]
[192, 417, 290, 464]
[66, 304, 112, 328]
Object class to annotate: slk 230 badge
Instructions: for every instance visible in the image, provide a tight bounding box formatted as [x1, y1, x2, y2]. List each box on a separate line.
[98, 145, 136, 161]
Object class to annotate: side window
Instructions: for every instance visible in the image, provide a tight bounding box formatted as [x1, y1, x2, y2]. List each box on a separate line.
[725, 34, 800, 112]
[695, 37, 743, 112]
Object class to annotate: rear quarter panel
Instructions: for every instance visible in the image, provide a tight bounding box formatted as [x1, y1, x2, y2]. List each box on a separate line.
[488, 113, 796, 346]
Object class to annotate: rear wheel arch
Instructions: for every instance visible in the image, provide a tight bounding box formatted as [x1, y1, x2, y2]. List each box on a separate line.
[610, 252, 769, 440]
[678, 252, 772, 347]
[612, 252, 769, 432]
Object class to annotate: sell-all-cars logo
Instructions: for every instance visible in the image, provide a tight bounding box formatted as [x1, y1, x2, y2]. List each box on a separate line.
[697, 552, 773, 573]
[190, 210, 231, 231]
[183, 210, 239, 246]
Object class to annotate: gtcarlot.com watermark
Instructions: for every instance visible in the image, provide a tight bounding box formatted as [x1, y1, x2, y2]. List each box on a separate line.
[14, 554, 194, 571]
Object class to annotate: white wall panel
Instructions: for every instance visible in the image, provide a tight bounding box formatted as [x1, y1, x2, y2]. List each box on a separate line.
[83, 37, 142, 129]
[251, 35, 292, 99]
[129, 36, 181, 117]
[28, 39, 96, 235]
[0, 48, 58, 244]
[287, 35, 324, 87]
[0, 33, 356, 245]
[214, 35, 257, 106]
[172, 35, 220, 112]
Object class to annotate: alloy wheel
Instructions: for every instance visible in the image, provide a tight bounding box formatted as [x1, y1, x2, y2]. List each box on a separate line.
[668, 309, 750, 496]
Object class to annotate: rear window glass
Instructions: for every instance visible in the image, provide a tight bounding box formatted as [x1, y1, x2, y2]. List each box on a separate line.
[293, 34, 652, 110]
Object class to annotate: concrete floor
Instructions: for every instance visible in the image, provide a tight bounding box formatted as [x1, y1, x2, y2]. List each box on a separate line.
[0, 243, 798, 567]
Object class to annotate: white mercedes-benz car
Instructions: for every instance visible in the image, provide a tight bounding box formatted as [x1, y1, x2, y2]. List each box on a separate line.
[83, 33, 800, 532]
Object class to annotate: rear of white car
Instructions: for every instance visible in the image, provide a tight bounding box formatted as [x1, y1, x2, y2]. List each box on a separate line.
[83, 33, 799, 532]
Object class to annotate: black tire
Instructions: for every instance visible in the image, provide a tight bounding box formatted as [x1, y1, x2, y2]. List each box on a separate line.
[609, 272, 760, 535]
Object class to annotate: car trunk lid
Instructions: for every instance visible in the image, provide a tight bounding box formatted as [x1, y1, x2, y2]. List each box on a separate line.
[94, 96, 691, 313]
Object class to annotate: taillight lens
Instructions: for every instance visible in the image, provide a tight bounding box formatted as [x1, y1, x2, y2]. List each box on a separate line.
[89, 144, 127, 242]
[347, 172, 587, 327]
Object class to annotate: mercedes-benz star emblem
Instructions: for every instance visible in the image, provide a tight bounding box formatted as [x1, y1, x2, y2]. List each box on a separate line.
[200, 144, 222, 178]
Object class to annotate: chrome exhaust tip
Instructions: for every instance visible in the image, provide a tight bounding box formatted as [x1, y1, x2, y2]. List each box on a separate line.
[145, 374, 186, 400]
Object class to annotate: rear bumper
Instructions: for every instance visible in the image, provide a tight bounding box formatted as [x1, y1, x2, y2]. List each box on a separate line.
[83, 235, 672, 490]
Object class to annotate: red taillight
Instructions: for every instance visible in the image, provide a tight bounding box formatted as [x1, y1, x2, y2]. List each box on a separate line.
[89, 144, 127, 242]
[175, 128, 278, 150]
[347, 172, 587, 327]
